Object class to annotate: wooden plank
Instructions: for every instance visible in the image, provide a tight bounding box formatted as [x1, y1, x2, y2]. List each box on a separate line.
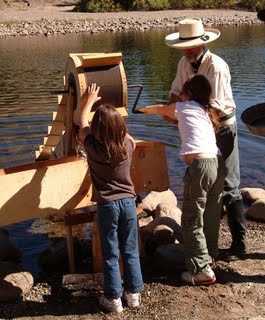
[81, 54, 122, 68]
[53, 108, 65, 122]
[64, 87, 74, 155]
[35, 151, 50, 161]
[48, 122, 65, 135]
[69, 53, 122, 68]
[53, 132, 65, 159]
[131, 140, 169, 194]
[58, 94, 67, 106]
[0, 141, 169, 226]
[0, 157, 93, 226]
[44, 135, 62, 146]
[39, 145, 53, 154]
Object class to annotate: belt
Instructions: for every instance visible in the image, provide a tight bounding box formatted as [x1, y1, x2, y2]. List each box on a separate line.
[219, 111, 236, 127]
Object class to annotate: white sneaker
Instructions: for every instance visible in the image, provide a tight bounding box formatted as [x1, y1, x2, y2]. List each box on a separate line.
[181, 265, 216, 286]
[123, 291, 141, 308]
[99, 296, 123, 313]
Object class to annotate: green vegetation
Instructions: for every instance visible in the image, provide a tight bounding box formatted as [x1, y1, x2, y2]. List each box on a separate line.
[74, 0, 265, 12]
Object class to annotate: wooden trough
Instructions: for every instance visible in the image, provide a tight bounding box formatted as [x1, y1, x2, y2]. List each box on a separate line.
[0, 52, 169, 273]
[241, 103, 265, 137]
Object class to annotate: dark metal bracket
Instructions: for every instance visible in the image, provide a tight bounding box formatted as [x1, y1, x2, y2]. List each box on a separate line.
[128, 84, 143, 114]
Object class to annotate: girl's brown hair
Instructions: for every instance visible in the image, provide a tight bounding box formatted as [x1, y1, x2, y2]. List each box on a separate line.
[91, 104, 128, 165]
[181, 74, 220, 133]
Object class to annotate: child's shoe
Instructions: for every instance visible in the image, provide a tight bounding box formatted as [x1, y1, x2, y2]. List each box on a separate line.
[181, 265, 216, 286]
[123, 291, 141, 308]
[99, 296, 123, 313]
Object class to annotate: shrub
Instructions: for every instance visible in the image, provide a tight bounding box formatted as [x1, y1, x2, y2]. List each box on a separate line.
[75, 0, 121, 12]
[74, 0, 265, 12]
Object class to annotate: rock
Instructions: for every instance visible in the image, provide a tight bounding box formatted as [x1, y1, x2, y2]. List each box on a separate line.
[140, 189, 177, 213]
[153, 225, 175, 244]
[241, 187, 265, 205]
[0, 271, 34, 301]
[155, 202, 182, 225]
[144, 216, 182, 241]
[138, 215, 153, 228]
[141, 215, 182, 256]
[0, 228, 21, 262]
[246, 199, 265, 222]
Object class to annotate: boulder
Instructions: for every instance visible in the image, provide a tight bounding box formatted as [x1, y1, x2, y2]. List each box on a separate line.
[241, 187, 265, 206]
[140, 189, 177, 213]
[144, 216, 182, 242]
[138, 216, 153, 228]
[0, 271, 34, 301]
[155, 203, 182, 225]
[246, 199, 265, 222]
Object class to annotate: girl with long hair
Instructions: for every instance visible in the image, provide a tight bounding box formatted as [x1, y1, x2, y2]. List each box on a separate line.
[79, 83, 144, 313]
[137, 74, 226, 286]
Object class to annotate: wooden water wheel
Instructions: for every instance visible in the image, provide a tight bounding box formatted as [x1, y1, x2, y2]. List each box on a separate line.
[35, 52, 128, 160]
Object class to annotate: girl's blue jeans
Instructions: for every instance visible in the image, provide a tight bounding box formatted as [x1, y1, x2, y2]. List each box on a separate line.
[97, 197, 144, 299]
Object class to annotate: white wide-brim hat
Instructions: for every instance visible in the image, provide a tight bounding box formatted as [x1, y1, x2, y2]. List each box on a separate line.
[165, 18, 221, 49]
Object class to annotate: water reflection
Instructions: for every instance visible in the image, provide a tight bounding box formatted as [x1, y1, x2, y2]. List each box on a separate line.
[0, 25, 264, 276]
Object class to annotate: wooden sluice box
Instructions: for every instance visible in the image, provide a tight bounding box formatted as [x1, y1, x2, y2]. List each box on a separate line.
[0, 52, 169, 273]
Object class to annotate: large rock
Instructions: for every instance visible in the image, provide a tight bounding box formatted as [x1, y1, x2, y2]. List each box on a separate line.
[138, 216, 153, 228]
[140, 189, 177, 213]
[241, 187, 265, 205]
[155, 203, 182, 225]
[144, 216, 182, 242]
[246, 199, 265, 222]
[141, 216, 182, 256]
[0, 228, 21, 262]
[0, 271, 34, 301]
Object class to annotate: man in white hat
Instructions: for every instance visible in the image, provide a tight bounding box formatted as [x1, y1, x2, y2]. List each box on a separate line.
[166, 18, 247, 267]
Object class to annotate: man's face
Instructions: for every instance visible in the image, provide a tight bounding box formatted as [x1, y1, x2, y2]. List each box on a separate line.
[181, 46, 204, 61]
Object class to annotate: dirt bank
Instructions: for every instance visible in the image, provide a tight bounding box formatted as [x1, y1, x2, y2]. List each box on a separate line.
[0, 1, 262, 38]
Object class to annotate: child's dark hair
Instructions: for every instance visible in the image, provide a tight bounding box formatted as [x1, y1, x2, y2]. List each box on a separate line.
[181, 74, 220, 132]
[91, 104, 128, 165]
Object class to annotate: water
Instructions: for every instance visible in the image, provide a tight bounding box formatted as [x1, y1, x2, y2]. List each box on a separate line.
[0, 25, 264, 277]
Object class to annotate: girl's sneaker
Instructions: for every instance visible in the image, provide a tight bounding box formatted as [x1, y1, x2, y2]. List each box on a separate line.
[99, 296, 123, 313]
[181, 265, 216, 286]
[123, 291, 141, 308]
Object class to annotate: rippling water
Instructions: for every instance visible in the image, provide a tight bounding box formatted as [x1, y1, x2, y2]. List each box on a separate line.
[0, 25, 264, 276]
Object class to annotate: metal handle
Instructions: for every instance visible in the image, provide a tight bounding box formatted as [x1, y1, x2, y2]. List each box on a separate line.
[128, 84, 143, 114]
[50, 89, 69, 95]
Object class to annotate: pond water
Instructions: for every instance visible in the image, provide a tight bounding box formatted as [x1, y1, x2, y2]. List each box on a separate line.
[0, 24, 264, 277]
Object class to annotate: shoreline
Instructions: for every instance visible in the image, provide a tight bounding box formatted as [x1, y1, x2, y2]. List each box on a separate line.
[0, 8, 262, 38]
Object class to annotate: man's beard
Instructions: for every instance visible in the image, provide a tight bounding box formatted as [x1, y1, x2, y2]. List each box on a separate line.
[187, 47, 206, 63]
